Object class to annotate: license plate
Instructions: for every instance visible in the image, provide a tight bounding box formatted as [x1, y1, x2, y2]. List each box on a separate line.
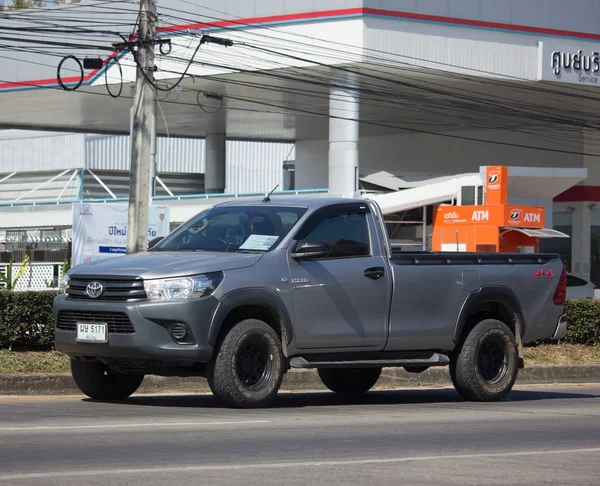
[76, 323, 107, 343]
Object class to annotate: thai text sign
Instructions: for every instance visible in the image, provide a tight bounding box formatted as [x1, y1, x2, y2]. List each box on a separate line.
[539, 41, 600, 86]
[72, 203, 170, 267]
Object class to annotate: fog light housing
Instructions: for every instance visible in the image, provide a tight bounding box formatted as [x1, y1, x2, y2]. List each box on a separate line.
[169, 323, 194, 344]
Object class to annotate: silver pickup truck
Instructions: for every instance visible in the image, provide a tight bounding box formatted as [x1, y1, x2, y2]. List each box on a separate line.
[54, 197, 568, 408]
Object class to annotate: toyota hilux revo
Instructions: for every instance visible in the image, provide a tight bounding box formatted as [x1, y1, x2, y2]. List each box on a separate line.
[54, 197, 568, 408]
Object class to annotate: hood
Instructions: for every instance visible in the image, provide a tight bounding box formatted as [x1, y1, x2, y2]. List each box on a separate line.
[69, 251, 263, 279]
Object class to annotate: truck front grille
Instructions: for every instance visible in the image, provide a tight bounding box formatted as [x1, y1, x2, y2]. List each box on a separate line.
[57, 311, 135, 334]
[66, 277, 146, 301]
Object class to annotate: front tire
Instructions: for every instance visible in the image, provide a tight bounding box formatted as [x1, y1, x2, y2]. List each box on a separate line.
[318, 367, 381, 396]
[70, 359, 144, 400]
[450, 319, 518, 402]
[209, 319, 285, 408]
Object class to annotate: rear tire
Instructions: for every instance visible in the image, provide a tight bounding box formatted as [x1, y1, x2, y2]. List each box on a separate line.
[70, 359, 144, 401]
[209, 319, 285, 408]
[450, 319, 518, 402]
[318, 368, 381, 396]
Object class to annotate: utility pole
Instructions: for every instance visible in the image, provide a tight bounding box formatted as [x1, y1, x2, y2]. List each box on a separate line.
[126, 0, 156, 254]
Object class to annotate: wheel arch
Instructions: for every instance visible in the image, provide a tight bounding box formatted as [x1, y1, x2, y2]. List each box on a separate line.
[454, 286, 526, 364]
[209, 288, 293, 354]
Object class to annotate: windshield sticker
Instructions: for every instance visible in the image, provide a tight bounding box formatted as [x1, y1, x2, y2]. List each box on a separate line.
[239, 234, 279, 251]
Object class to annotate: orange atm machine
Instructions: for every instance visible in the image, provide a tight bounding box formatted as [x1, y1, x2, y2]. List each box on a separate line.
[432, 166, 561, 253]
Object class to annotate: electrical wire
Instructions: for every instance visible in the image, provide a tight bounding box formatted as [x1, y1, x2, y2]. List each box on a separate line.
[2, 0, 596, 121]
[2, 43, 596, 154]
[105, 57, 123, 98]
[56, 54, 83, 91]
[147, 35, 600, 130]
[146, 46, 600, 147]
[3, 2, 596, 129]
[161, 0, 600, 104]
[2, 2, 600, 156]
[5, 36, 600, 140]
[2, 56, 597, 159]
[151, 0, 600, 132]
[155, 92, 170, 139]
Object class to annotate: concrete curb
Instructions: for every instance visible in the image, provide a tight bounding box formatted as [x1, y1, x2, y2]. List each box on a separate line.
[1, 365, 600, 396]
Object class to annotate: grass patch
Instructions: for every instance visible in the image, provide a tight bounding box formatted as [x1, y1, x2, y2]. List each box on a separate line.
[524, 344, 600, 366]
[0, 350, 70, 374]
[0, 345, 599, 374]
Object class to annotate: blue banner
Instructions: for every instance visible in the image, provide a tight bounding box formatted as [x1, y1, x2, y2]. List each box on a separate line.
[98, 246, 126, 254]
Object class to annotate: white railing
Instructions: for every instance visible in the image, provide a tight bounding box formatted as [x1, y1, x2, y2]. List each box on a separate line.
[0, 262, 65, 291]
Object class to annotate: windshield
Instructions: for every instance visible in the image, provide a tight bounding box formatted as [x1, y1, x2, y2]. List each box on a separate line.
[153, 205, 307, 253]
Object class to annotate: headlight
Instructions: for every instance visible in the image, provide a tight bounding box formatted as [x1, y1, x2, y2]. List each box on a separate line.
[143, 272, 223, 300]
[59, 274, 70, 294]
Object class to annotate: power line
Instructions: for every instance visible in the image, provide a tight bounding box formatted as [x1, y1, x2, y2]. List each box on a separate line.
[4, 2, 600, 125]
[1, 4, 600, 157]
[2, 39, 596, 154]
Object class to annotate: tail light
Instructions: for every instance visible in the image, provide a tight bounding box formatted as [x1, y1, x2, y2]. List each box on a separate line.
[553, 266, 567, 305]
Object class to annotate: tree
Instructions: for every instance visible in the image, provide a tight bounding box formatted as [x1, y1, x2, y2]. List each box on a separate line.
[1, 0, 40, 10]
[1, 0, 80, 11]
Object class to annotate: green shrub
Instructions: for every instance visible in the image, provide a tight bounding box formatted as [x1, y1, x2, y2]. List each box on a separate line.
[0, 291, 599, 351]
[0, 291, 59, 350]
[562, 298, 600, 346]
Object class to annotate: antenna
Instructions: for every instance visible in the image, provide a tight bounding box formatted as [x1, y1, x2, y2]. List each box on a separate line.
[262, 184, 280, 202]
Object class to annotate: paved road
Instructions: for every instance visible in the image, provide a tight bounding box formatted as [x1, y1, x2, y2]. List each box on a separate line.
[0, 385, 599, 485]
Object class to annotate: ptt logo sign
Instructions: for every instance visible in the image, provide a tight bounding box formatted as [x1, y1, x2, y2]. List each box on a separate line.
[471, 210, 489, 222]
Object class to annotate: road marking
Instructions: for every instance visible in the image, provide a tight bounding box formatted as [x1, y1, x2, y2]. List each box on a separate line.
[0, 420, 270, 432]
[1, 447, 599, 480]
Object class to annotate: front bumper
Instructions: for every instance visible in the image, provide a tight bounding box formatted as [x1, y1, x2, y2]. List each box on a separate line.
[53, 294, 219, 363]
[551, 314, 568, 340]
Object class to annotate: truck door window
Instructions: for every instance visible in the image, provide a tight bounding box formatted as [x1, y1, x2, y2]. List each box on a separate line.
[303, 212, 370, 258]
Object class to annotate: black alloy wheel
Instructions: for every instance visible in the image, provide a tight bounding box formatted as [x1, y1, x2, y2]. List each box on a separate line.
[477, 335, 509, 384]
[235, 338, 274, 392]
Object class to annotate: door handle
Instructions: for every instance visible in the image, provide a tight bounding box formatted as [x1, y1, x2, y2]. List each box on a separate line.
[364, 267, 385, 280]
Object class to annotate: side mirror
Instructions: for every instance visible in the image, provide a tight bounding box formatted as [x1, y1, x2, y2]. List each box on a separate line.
[148, 236, 164, 249]
[291, 239, 330, 259]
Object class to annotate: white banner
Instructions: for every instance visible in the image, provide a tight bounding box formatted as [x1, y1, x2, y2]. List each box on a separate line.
[72, 203, 170, 267]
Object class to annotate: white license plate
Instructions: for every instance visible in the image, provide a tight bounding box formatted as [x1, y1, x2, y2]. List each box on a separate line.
[76, 323, 108, 343]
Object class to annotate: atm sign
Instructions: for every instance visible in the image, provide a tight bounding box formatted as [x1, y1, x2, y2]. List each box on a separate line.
[504, 207, 544, 228]
[525, 213, 541, 223]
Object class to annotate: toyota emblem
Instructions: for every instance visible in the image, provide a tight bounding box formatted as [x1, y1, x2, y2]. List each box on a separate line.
[85, 281, 104, 299]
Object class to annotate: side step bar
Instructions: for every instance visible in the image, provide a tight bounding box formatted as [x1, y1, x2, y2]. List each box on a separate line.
[289, 352, 449, 369]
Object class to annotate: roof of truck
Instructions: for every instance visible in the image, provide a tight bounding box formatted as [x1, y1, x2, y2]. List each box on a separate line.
[215, 196, 366, 209]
